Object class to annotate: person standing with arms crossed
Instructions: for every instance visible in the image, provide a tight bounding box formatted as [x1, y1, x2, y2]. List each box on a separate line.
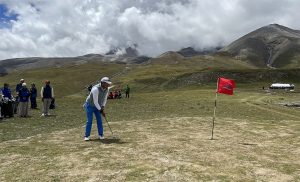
[84, 77, 111, 141]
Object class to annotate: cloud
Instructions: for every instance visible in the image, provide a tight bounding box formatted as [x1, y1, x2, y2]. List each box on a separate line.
[0, 0, 300, 60]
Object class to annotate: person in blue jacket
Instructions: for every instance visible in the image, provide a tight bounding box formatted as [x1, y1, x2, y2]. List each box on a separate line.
[0, 88, 2, 119]
[2, 83, 13, 99]
[1, 83, 14, 117]
[18, 83, 30, 117]
[30, 83, 37, 109]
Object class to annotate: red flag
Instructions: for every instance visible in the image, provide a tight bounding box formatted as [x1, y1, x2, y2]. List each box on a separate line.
[217, 77, 236, 95]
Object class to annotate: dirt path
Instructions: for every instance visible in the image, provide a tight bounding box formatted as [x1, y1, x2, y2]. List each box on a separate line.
[240, 95, 300, 120]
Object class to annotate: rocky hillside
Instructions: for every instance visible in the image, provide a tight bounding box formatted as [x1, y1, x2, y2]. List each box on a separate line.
[220, 24, 300, 68]
[0, 54, 150, 75]
[177, 47, 221, 57]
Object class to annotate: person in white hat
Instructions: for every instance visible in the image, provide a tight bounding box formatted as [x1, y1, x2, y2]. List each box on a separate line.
[83, 77, 112, 141]
[16, 79, 25, 93]
[18, 82, 30, 117]
[14, 78, 25, 114]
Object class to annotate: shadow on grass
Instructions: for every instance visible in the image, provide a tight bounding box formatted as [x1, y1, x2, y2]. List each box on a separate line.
[0, 118, 6, 123]
[239, 143, 258, 146]
[43, 114, 57, 117]
[19, 115, 33, 118]
[206, 138, 219, 141]
[89, 138, 126, 144]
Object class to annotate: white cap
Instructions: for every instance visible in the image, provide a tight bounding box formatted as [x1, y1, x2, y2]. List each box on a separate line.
[20, 79, 25, 82]
[22, 83, 27, 86]
[100, 77, 112, 85]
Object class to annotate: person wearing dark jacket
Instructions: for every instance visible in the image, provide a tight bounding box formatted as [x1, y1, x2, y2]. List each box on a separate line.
[125, 85, 130, 98]
[41, 80, 54, 116]
[2, 83, 13, 99]
[30, 83, 37, 109]
[16, 79, 24, 94]
[18, 83, 30, 117]
[0, 89, 3, 119]
[1, 83, 14, 117]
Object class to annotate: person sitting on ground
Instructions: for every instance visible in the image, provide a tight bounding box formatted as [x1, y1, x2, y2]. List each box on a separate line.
[113, 90, 118, 99]
[83, 77, 112, 141]
[41, 80, 54, 116]
[30, 83, 38, 109]
[18, 83, 30, 117]
[117, 90, 122, 99]
[108, 91, 114, 99]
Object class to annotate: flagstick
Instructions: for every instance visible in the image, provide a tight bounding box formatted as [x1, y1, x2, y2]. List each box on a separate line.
[211, 78, 219, 140]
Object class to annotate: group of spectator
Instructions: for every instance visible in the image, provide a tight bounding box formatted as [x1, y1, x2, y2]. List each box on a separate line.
[0, 79, 54, 118]
[108, 90, 122, 99]
[108, 85, 131, 99]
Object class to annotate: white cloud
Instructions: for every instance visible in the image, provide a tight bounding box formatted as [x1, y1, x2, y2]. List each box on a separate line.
[0, 0, 300, 60]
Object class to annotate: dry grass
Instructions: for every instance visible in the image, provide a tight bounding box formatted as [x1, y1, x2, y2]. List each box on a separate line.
[0, 114, 299, 181]
[0, 62, 300, 181]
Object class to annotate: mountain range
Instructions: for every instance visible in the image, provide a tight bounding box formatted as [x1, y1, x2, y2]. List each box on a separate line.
[0, 24, 300, 75]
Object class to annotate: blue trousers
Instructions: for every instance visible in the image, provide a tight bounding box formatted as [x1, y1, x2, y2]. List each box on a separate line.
[84, 103, 103, 137]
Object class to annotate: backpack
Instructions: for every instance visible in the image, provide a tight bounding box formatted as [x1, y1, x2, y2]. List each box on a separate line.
[50, 98, 55, 109]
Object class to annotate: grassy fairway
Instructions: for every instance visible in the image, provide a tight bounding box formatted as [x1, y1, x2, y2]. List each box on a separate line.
[0, 85, 299, 181]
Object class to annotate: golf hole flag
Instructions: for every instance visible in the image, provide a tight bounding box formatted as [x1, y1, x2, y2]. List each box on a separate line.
[211, 77, 236, 140]
[217, 77, 236, 95]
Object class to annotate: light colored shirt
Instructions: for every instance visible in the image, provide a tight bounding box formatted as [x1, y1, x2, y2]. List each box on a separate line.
[86, 83, 109, 110]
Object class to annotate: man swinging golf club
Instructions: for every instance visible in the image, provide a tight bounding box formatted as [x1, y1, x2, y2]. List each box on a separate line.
[84, 77, 111, 141]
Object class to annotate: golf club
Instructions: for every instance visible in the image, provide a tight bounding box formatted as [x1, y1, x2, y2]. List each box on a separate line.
[103, 114, 118, 139]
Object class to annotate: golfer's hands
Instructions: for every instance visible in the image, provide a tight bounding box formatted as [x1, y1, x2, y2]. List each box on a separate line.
[100, 106, 106, 117]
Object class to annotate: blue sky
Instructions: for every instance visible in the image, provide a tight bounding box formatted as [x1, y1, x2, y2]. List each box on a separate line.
[0, 3, 18, 28]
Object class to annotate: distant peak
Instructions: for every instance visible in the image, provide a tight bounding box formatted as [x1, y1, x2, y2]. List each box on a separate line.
[254, 23, 300, 37]
[264, 23, 295, 32]
[80, 54, 103, 58]
[269, 23, 281, 27]
[105, 46, 139, 57]
[180, 47, 195, 51]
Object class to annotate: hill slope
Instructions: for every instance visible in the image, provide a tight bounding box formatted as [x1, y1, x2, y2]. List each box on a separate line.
[0, 55, 150, 75]
[220, 24, 300, 68]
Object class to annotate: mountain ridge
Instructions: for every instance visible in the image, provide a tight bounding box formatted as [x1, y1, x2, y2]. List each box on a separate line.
[1, 23, 300, 74]
[220, 24, 300, 68]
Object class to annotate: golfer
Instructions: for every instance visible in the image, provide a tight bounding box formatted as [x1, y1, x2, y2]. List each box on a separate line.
[84, 77, 111, 141]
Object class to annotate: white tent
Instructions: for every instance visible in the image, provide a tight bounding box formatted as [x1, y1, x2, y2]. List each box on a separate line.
[270, 83, 295, 90]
